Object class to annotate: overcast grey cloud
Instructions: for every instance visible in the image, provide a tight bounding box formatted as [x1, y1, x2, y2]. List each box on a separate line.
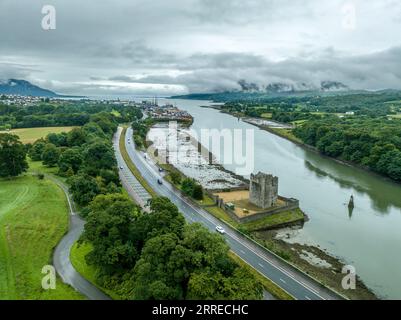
[0, 0, 401, 95]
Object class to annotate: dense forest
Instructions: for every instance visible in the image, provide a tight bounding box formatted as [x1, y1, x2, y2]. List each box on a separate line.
[81, 195, 262, 299]
[293, 116, 401, 181]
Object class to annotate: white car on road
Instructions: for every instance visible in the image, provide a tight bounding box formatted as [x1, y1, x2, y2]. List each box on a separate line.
[216, 226, 225, 234]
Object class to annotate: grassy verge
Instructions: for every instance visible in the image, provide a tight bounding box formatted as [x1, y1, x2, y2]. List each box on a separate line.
[242, 209, 305, 232]
[28, 159, 66, 180]
[194, 195, 216, 206]
[0, 126, 77, 144]
[204, 206, 239, 227]
[0, 169, 84, 300]
[204, 204, 304, 232]
[119, 127, 156, 197]
[229, 251, 294, 300]
[70, 242, 122, 300]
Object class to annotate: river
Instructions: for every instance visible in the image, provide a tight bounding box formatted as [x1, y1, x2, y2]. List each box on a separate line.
[153, 98, 401, 299]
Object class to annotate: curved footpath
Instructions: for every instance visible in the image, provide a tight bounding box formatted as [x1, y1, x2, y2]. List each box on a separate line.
[49, 124, 342, 301]
[50, 176, 111, 300]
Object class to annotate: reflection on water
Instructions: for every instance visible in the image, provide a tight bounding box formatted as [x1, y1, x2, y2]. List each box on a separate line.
[155, 98, 401, 299]
[304, 160, 370, 193]
[305, 159, 360, 219]
[348, 205, 354, 219]
[304, 152, 401, 214]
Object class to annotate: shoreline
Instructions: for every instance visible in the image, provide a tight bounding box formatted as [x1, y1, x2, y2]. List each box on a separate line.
[146, 120, 378, 300]
[148, 122, 249, 189]
[203, 105, 401, 187]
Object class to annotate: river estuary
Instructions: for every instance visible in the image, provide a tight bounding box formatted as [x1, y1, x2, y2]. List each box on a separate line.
[154, 98, 401, 299]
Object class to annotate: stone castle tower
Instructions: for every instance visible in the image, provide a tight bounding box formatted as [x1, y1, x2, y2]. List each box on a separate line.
[249, 172, 278, 209]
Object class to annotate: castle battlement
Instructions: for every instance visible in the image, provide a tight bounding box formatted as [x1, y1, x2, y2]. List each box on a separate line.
[249, 172, 278, 209]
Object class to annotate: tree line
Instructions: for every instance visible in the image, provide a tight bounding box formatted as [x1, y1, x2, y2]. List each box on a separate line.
[131, 118, 154, 149]
[176, 89, 401, 115]
[80, 195, 262, 299]
[293, 116, 401, 181]
[0, 100, 143, 129]
[26, 111, 123, 205]
[218, 90, 401, 122]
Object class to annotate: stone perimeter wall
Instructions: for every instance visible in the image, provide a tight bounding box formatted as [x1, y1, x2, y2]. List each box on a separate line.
[206, 189, 300, 224]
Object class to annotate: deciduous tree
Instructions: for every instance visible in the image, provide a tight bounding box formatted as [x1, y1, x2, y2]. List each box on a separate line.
[0, 133, 28, 178]
[81, 193, 141, 273]
[41, 143, 60, 167]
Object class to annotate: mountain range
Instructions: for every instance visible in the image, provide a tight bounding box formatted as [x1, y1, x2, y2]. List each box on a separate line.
[0, 78, 351, 98]
[0, 79, 59, 97]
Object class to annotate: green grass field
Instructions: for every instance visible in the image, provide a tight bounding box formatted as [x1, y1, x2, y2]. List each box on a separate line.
[111, 110, 122, 118]
[260, 113, 272, 119]
[0, 126, 77, 144]
[242, 209, 304, 232]
[204, 204, 304, 232]
[0, 169, 84, 300]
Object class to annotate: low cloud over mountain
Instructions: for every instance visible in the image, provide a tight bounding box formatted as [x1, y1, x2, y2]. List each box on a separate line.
[104, 46, 401, 94]
[0, 1, 401, 95]
[0, 79, 58, 97]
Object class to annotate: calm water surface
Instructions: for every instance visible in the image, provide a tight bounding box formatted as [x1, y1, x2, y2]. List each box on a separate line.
[158, 98, 401, 299]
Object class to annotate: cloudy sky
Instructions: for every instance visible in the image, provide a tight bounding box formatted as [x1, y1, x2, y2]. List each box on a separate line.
[1, 0, 401, 95]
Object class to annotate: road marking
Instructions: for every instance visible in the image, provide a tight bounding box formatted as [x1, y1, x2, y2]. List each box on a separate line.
[280, 278, 286, 284]
[258, 263, 265, 269]
[305, 296, 312, 300]
[122, 128, 327, 301]
[226, 232, 324, 299]
[166, 187, 312, 295]
[126, 134, 318, 298]
[240, 250, 245, 254]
